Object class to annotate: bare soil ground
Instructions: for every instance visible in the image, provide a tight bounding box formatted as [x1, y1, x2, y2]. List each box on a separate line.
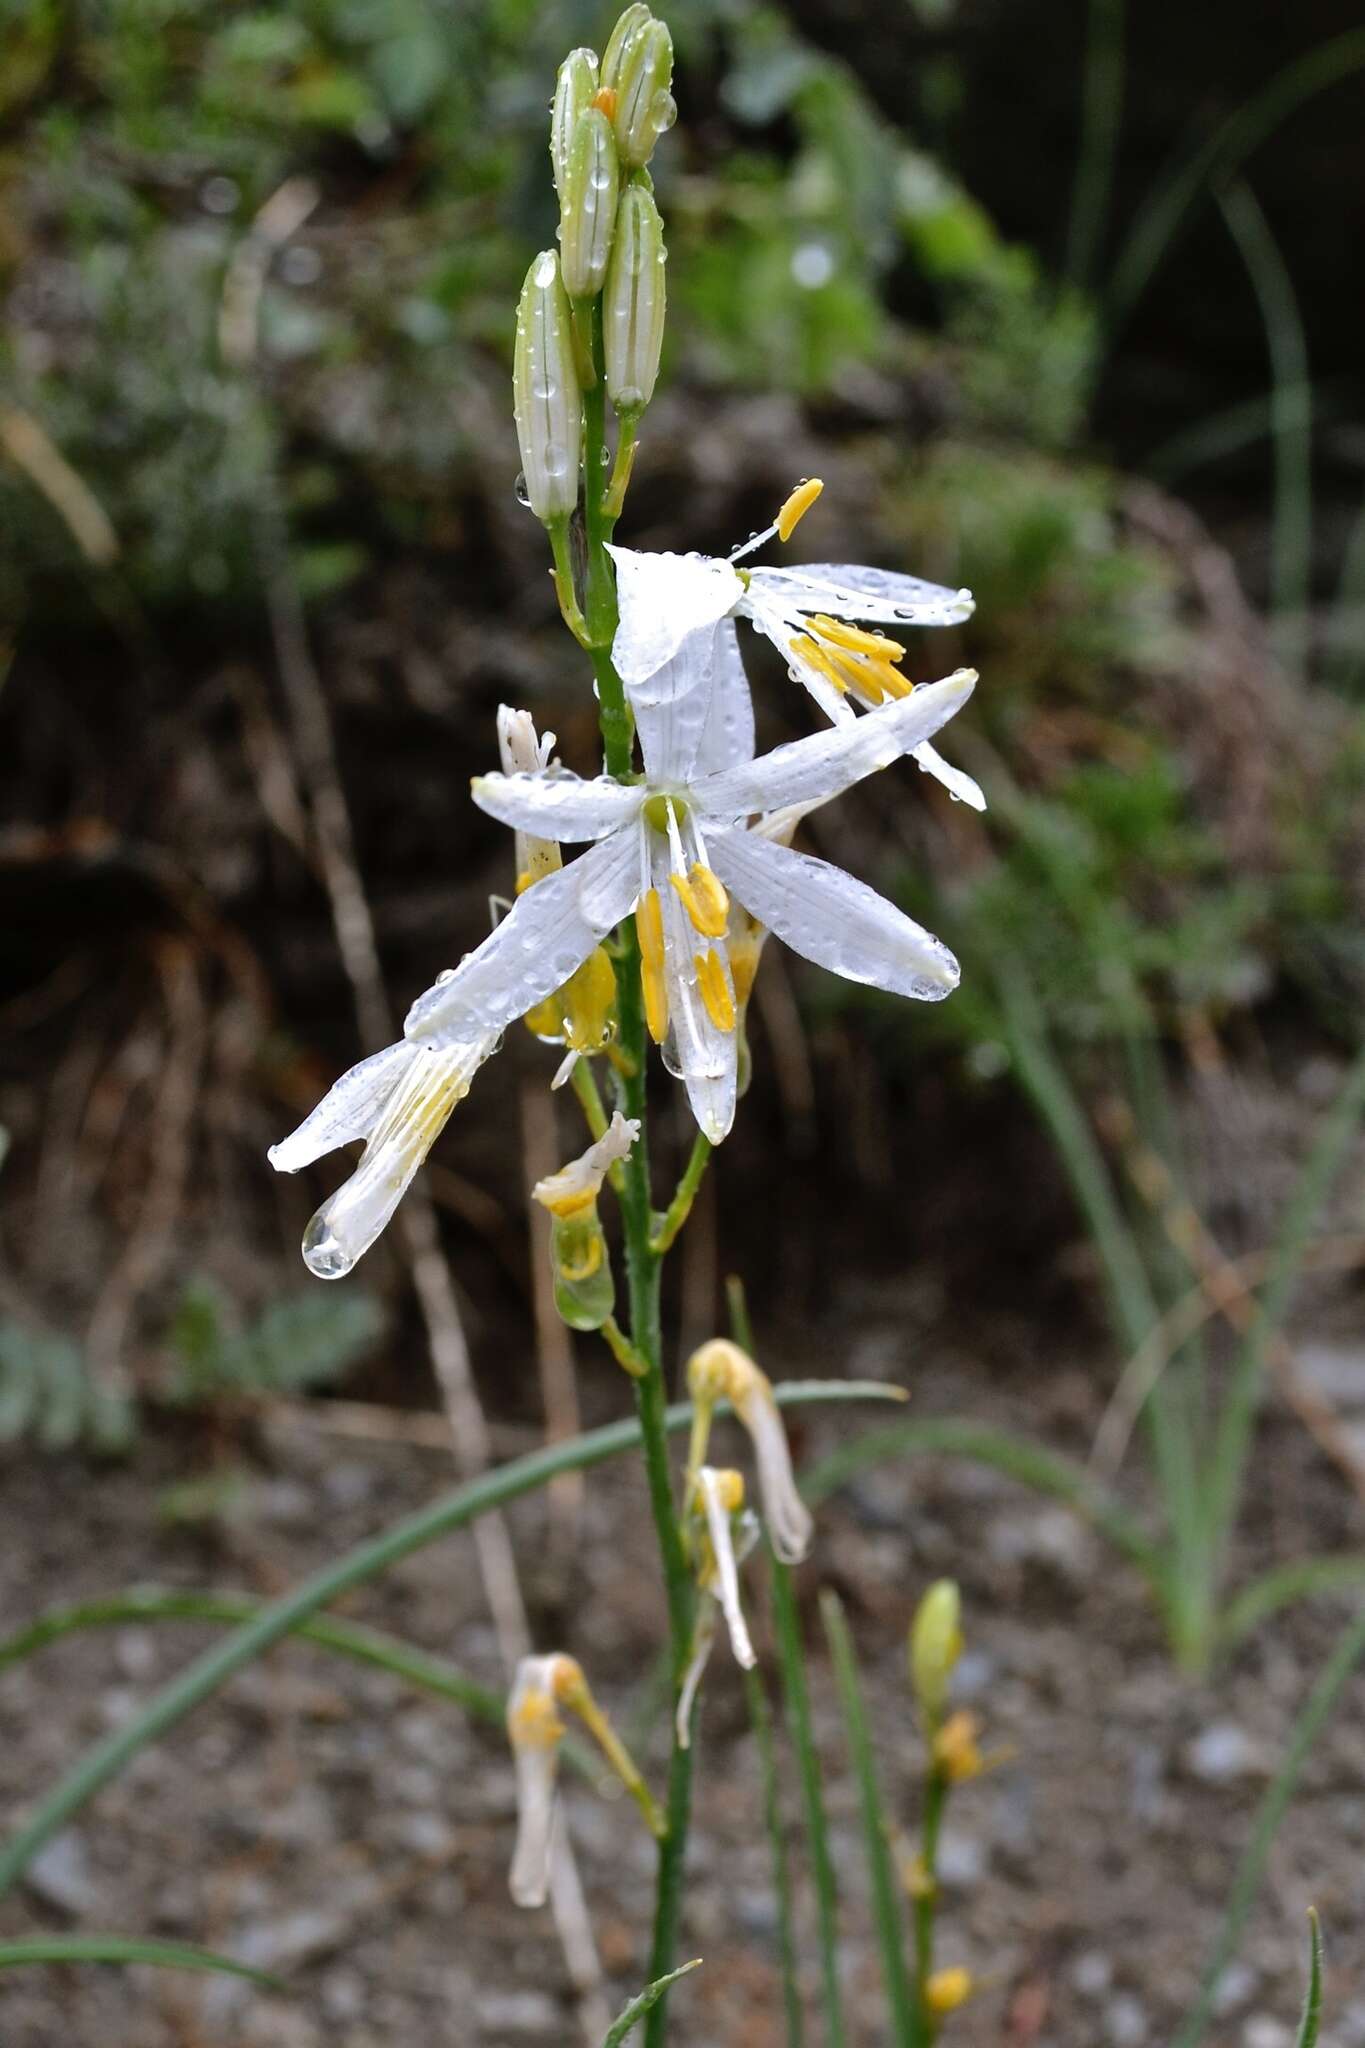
[3, 1299, 1364, 2048]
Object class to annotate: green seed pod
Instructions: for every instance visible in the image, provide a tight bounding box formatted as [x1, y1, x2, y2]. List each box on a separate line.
[559, 107, 620, 301]
[550, 47, 599, 199]
[613, 19, 675, 169]
[512, 250, 582, 524]
[604, 182, 666, 412]
[549, 1212, 615, 1330]
[600, 3, 652, 92]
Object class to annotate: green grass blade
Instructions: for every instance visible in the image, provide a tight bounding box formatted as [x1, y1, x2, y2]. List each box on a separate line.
[1066, 0, 1126, 287]
[1219, 182, 1311, 670]
[743, 1664, 804, 2048]
[0, 1936, 280, 1987]
[602, 1961, 702, 2046]
[1219, 1559, 1365, 1652]
[801, 1418, 1163, 1586]
[820, 1593, 918, 2046]
[1107, 30, 1365, 331]
[0, 1586, 503, 1724]
[0, 1381, 900, 1901]
[771, 1556, 845, 2048]
[1172, 1610, 1365, 2048]
[1294, 1909, 1324, 2048]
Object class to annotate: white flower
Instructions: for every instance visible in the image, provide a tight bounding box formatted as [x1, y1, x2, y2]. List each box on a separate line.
[676, 1466, 760, 1747]
[506, 1654, 573, 1909]
[268, 1034, 493, 1278]
[686, 1338, 813, 1565]
[405, 643, 977, 1145]
[606, 488, 985, 811]
[532, 1110, 640, 1218]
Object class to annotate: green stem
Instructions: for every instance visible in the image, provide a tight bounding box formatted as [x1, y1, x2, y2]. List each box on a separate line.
[570, 1056, 610, 1141]
[772, 1555, 845, 2048]
[650, 1133, 712, 1255]
[913, 1770, 948, 2039]
[743, 1662, 804, 2048]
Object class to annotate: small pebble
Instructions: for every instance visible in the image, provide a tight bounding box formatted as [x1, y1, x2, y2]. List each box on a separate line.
[26, 1830, 102, 1917]
[1186, 1723, 1259, 1784]
[1070, 1950, 1114, 1999]
[1105, 1992, 1148, 2046]
[1242, 2020, 1291, 2048]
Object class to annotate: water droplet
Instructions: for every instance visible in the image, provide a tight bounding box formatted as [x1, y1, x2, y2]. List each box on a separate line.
[650, 90, 677, 133]
[436, 967, 457, 985]
[533, 251, 557, 288]
[514, 473, 532, 507]
[303, 1211, 355, 1280]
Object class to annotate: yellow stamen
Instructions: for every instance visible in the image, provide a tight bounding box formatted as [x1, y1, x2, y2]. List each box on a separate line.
[776, 476, 824, 542]
[591, 85, 618, 120]
[562, 944, 617, 1054]
[636, 888, 668, 1044]
[728, 932, 762, 1009]
[694, 948, 736, 1032]
[789, 633, 849, 694]
[509, 1689, 565, 1748]
[669, 861, 729, 938]
[808, 613, 904, 660]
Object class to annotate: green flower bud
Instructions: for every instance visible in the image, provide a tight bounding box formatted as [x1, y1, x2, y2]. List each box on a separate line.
[604, 182, 666, 412]
[909, 1579, 963, 1734]
[613, 19, 675, 168]
[559, 107, 620, 301]
[600, 4, 652, 92]
[512, 250, 581, 524]
[549, 1211, 615, 1330]
[550, 47, 599, 199]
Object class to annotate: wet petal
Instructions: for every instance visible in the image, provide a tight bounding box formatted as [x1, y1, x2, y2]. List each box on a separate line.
[267, 1039, 419, 1174]
[656, 839, 739, 1145]
[607, 544, 742, 687]
[694, 671, 976, 821]
[405, 830, 641, 1049]
[739, 1383, 814, 1565]
[699, 1467, 756, 1670]
[471, 771, 640, 842]
[913, 741, 986, 811]
[707, 825, 960, 1002]
[750, 561, 975, 626]
[691, 619, 756, 775]
[630, 622, 722, 786]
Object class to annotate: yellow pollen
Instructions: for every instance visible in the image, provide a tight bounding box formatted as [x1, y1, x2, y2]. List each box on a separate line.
[669, 861, 729, 938]
[636, 888, 668, 1044]
[591, 84, 618, 119]
[694, 948, 736, 1032]
[808, 613, 904, 660]
[775, 476, 824, 542]
[509, 1690, 564, 1749]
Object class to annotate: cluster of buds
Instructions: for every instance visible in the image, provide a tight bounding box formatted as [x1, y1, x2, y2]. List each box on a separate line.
[514, 7, 672, 533]
[531, 1112, 639, 1330]
[506, 1652, 663, 1909]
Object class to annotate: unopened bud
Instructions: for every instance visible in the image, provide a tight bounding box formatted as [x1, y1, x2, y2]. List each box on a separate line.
[910, 1579, 963, 1732]
[613, 20, 675, 168]
[604, 183, 666, 413]
[550, 48, 599, 198]
[559, 108, 620, 301]
[926, 1966, 974, 2016]
[601, 3, 652, 91]
[513, 250, 581, 524]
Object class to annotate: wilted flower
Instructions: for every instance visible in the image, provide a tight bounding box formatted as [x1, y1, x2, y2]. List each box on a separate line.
[686, 1338, 814, 1564]
[532, 1112, 640, 1329]
[676, 1465, 760, 1745]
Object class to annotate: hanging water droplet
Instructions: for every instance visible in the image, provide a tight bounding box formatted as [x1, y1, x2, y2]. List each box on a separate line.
[303, 1210, 355, 1280]
[514, 473, 532, 507]
[435, 966, 457, 985]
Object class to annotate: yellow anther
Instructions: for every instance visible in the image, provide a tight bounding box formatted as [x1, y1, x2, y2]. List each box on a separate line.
[669, 861, 729, 938]
[694, 948, 736, 1032]
[711, 1468, 745, 1514]
[926, 1967, 974, 2016]
[776, 476, 824, 542]
[636, 888, 668, 1044]
[789, 633, 848, 694]
[591, 84, 618, 120]
[933, 1709, 984, 1784]
[562, 944, 617, 1054]
[509, 1688, 565, 1748]
[727, 931, 762, 1009]
[808, 613, 904, 660]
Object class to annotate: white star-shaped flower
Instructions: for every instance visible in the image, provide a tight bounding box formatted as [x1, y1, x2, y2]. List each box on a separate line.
[404, 634, 977, 1147]
[607, 483, 985, 810]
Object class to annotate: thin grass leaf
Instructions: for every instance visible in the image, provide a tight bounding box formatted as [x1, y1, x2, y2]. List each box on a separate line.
[1146, 382, 1330, 484]
[0, 1380, 901, 1900]
[601, 1961, 702, 2046]
[743, 1664, 804, 2048]
[1219, 183, 1311, 671]
[1107, 30, 1365, 330]
[1204, 1044, 1365, 1570]
[1295, 1909, 1324, 2048]
[771, 1555, 845, 2048]
[1219, 1559, 1365, 1652]
[1066, 0, 1125, 287]
[0, 1936, 280, 1987]
[820, 1592, 919, 2045]
[1172, 1609, 1365, 2048]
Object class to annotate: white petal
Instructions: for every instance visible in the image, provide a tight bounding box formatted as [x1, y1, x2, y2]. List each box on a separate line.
[675, 1605, 716, 1750]
[532, 1111, 640, 1212]
[750, 561, 975, 626]
[509, 1746, 559, 1908]
[656, 840, 738, 1145]
[496, 705, 555, 775]
[691, 619, 756, 776]
[607, 545, 743, 688]
[913, 741, 986, 810]
[630, 623, 721, 786]
[267, 1040, 418, 1173]
[695, 671, 976, 821]
[699, 1468, 756, 1670]
[404, 831, 640, 1048]
[297, 1040, 491, 1277]
[471, 771, 640, 842]
[740, 1386, 814, 1565]
[707, 825, 960, 1002]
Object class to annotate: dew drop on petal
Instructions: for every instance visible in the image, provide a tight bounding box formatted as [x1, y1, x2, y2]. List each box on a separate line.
[515, 473, 532, 507]
[303, 1211, 356, 1280]
[436, 966, 457, 985]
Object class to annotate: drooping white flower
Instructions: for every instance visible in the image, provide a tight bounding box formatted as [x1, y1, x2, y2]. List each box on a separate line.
[686, 1338, 814, 1565]
[676, 1465, 761, 1747]
[531, 1110, 640, 1218]
[607, 481, 985, 810]
[506, 1654, 572, 1909]
[405, 650, 977, 1145]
